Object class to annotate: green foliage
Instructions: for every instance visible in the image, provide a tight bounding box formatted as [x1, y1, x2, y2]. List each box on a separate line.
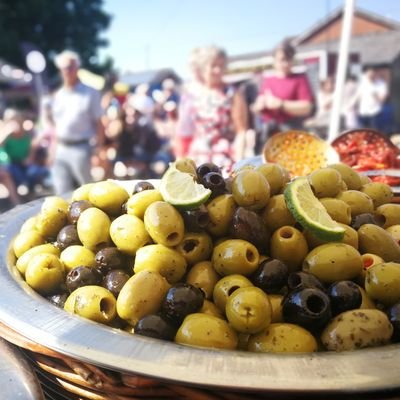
[0, 0, 112, 75]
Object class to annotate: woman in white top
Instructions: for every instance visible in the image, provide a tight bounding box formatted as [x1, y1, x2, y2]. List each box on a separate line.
[357, 67, 388, 129]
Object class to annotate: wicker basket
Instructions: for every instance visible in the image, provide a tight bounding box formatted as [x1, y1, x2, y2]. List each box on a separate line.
[0, 322, 268, 400]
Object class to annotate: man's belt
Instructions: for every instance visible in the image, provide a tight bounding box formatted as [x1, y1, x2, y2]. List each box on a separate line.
[58, 138, 91, 146]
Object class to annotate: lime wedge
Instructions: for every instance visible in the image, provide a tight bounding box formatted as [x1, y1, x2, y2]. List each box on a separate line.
[159, 164, 212, 209]
[284, 177, 346, 241]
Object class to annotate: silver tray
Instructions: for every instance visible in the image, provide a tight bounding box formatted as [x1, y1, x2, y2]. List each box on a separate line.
[1, 199, 400, 396]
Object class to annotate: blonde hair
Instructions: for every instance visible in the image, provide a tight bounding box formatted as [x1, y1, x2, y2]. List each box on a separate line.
[190, 45, 227, 81]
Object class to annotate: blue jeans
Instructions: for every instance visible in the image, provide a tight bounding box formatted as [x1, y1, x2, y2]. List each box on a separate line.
[6, 163, 49, 190]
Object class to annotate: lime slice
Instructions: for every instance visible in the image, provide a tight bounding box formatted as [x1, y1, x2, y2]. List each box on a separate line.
[159, 164, 211, 209]
[284, 177, 345, 241]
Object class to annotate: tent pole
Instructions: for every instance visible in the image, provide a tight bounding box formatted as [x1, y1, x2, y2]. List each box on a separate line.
[327, 0, 356, 143]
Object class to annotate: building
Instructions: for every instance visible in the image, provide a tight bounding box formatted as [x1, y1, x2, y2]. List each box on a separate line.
[227, 7, 400, 91]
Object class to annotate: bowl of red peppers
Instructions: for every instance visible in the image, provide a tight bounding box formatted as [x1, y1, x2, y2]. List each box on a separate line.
[332, 129, 400, 191]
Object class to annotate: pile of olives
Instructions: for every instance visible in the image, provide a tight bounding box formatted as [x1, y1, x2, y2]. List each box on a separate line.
[12, 159, 400, 353]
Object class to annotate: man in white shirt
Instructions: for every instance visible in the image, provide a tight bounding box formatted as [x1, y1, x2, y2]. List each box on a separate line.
[50, 50, 103, 195]
[357, 67, 388, 129]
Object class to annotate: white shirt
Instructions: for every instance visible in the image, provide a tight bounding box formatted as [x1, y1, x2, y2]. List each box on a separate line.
[52, 82, 103, 141]
[358, 76, 387, 117]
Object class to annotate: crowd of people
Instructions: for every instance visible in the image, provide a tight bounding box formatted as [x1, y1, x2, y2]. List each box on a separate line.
[0, 41, 397, 207]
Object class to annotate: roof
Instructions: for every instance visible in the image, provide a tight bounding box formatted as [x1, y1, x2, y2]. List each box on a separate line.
[229, 36, 296, 63]
[298, 30, 400, 66]
[119, 68, 181, 87]
[294, 6, 400, 46]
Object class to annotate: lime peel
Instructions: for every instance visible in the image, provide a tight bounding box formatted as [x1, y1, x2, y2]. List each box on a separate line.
[159, 165, 211, 210]
[284, 177, 345, 242]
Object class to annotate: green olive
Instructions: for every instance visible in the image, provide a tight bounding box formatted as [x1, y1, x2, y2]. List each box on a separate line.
[186, 261, 220, 299]
[361, 253, 384, 270]
[77, 207, 111, 251]
[213, 274, 253, 312]
[358, 224, 400, 262]
[359, 174, 372, 185]
[261, 194, 296, 232]
[360, 182, 393, 208]
[88, 181, 129, 215]
[375, 204, 400, 228]
[232, 170, 270, 211]
[133, 244, 187, 283]
[321, 309, 392, 351]
[386, 225, 400, 245]
[206, 194, 236, 237]
[175, 313, 238, 350]
[329, 163, 362, 190]
[256, 163, 287, 195]
[110, 214, 150, 256]
[355, 256, 373, 287]
[16, 243, 60, 276]
[20, 216, 38, 233]
[226, 287, 272, 334]
[144, 201, 184, 246]
[117, 270, 170, 326]
[248, 323, 317, 353]
[64, 285, 116, 324]
[358, 285, 376, 309]
[60, 245, 96, 272]
[13, 230, 45, 258]
[174, 157, 197, 177]
[126, 189, 163, 219]
[212, 239, 259, 276]
[303, 243, 363, 283]
[200, 300, 224, 319]
[304, 223, 358, 250]
[319, 198, 351, 225]
[71, 183, 95, 201]
[175, 232, 213, 265]
[36, 197, 69, 239]
[365, 262, 400, 306]
[308, 168, 343, 198]
[25, 253, 65, 295]
[336, 190, 374, 217]
[270, 226, 308, 272]
[269, 294, 284, 323]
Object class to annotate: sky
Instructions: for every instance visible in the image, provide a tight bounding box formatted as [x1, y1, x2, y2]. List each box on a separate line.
[99, 0, 400, 77]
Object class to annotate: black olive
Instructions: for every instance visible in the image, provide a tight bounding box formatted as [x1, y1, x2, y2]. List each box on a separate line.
[180, 205, 210, 232]
[251, 259, 288, 294]
[135, 314, 177, 341]
[230, 207, 270, 252]
[202, 172, 226, 196]
[47, 293, 69, 308]
[65, 266, 103, 293]
[95, 247, 128, 274]
[160, 283, 204, 326]
[56, 225, 81, 250]
[351, 213, 384, 230]
[282, 288, 331, 331]
[387, 303, 400, 342]
[196, 163, 221, 182]
[133, 181, 154, 194]
[68, 200, 93, 224]
[102, 269, 130, 297]
[327, 281, 362, 316]
[287, 271, 325, 292]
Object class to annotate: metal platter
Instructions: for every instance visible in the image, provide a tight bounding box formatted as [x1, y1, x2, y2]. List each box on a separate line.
[1, 198, 400, 396]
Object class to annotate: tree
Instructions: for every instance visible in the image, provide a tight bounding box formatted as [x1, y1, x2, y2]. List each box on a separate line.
[0, 0, 112, 76]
